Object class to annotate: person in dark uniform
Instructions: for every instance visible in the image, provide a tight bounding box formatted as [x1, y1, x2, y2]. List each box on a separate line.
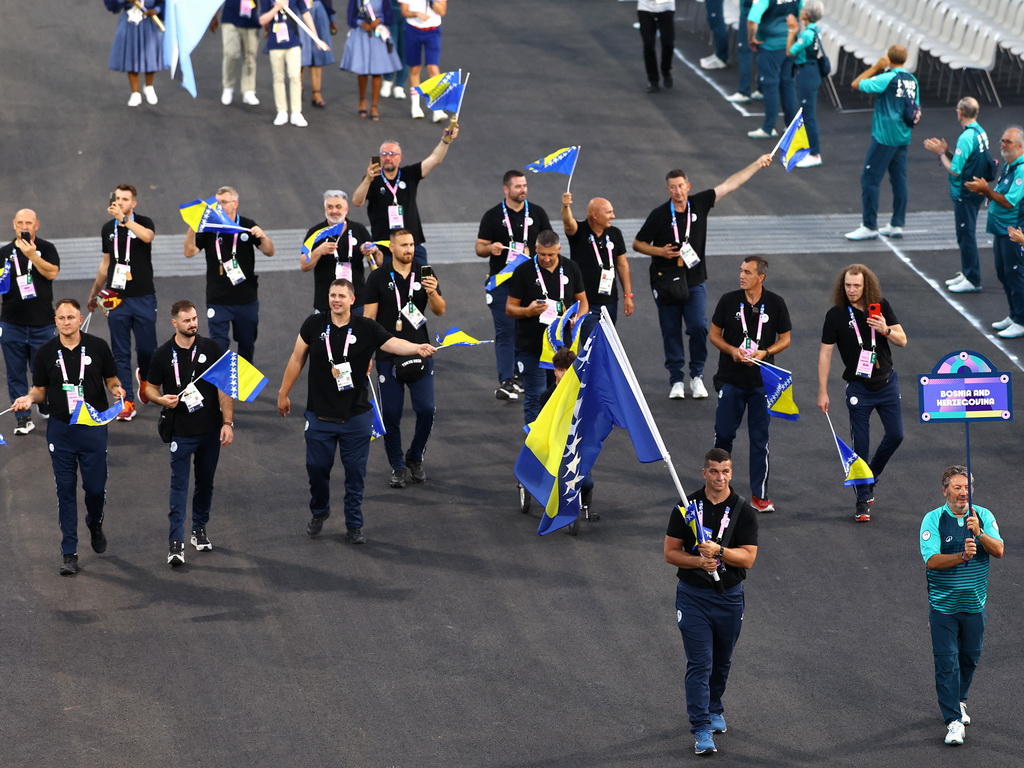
[1, 208, 59, 435]
[144, 300, 235, 567]
[709, 257, 792, 513]
[277, 278, 436, 544]
[184, 186, 275, 364]
[817, 263, 907, 521]
[476, 170, 553, 402]
[87, 183, 158, 422]
[664, 448, 758, 756]
[12, 299, 125, 575]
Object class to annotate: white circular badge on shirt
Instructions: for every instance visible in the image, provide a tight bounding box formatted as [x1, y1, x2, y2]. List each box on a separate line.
[849, 396, 859, 405]
[241, 233, 250, 242]
[170, 441, 178, 453]
[525, 217, 534, 226]
[398, 181, 407, 189]
[379, 374, 386, 384]
[83, 356, 93, 365]
[198, 354, 207, 363]
[207, 308, 215, 318]
[921, 530, 930, 541]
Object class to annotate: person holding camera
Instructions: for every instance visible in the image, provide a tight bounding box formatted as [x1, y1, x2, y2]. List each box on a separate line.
[362, 229, 444, 488]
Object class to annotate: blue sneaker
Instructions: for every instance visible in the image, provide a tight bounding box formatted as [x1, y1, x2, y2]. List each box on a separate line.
[710, 713, 727, 733]
[694, 730, 717, 755]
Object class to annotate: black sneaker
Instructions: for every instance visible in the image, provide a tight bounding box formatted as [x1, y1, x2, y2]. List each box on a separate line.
[663, 74, 673, 89]
[346, 527, 367, 545]
[854, 500, 871, 523]
[307, 510, 330, 536]
[582, 505, 600, 522]
[59, 553, 78, 575]
[191, 527, 212, 551]
[13, 415, 34, 435]
[407, 461, 426, 483]
[168, 540, 185, 566]
[511, 376, 525, 394]
[495, 380, 519, 401]
[89, 524, 107, 554]
[390, 468, 407, 488]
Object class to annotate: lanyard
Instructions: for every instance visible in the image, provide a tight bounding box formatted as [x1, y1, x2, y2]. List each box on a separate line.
[501, 200, 529, 246]
[534, 258, 564, 303]
[57, 347, 87, 385]
[848, 306, 875, 351]
[390, 269, 416, 311]
[171, 344, 199, 389]
[669, 200, 691, 244]
[739, 302, 766, 345]
[214, 232, 239, 262]
[589, 233, 613, 270]
[10, 247, 26, 276]
[113, 218, 133, 265]
[324, 324, 354, 364]
[337, 231, 355, 266]
[382, 170, 402, 204]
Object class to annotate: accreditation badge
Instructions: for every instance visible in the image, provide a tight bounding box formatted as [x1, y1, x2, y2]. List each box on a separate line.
[112, 263, 130, 290]
[679, 242, 701, 268]
[335, 261, 353, 282]
[387, 205, 404, 229]
[855, 349, 876, 378]
[180, 382, 205, 413]
[539, 302, 557, 326]
[333, 361, 354, 391]
[598, 268, 615, 295]
[16, 273, 36, 300]
[401, 302, 427, 329]
[223, 258, 246, 286]
[63, 383, 84, 413]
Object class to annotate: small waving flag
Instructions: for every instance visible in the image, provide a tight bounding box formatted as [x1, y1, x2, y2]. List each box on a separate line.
[525, 146, 580, 176]
[836, 434, 874, 486]
[179, 199, 250, 234]
[70, 400, 123, 426]
[370, 396, 386, 440]
[197, 351, 268, 402]
[776, 110, 811, 172]
[435, 328, 493, 348]
[415, 69, 465, 113]
[302, 221, 347, 260]
[484, 251, 529, 292]
[759, 361, 800, 420]
[682, 502, 713, 550]
[0, 259, 11, 294]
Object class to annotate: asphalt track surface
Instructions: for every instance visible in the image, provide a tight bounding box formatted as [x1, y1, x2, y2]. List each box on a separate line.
[2, 3, 1024, 767]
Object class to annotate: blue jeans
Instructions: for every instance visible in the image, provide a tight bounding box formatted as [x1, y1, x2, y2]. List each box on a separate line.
[676, 580, 745, 734]
[207, 300, 259, 363]
[795, 63, 822, 154]
[304, 409, 372, 531]
[704, 0, 729, 62]
[992, 234, 1024, 324]
[736, 1, 754, 96]
[654, 282, 707, 384]
[860, 140, 909, 230]
[954, 196, 983, 287]
[107, 293, 158, 402]
[930, 608, 985, 725]
[377, 358, 435, 471]
[487, 281, 516, 383]
[47, 419, 108, 555]
[846, 372, 904, 502]
[168, 429, 221, 543]
[714, 382, 771, 499]
[515, 348, 553, 425]
[0, 322, 54, 402]
[757, 48, 797, 134]
[638, 10, 675, 84]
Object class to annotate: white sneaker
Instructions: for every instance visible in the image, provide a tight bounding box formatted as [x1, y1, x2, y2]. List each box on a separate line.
[127, 91, 143, 107]
[959, 702, 971, 726]
[380, 79, 393, 98]
[945, 272, 964, 285]
[411, 98, 425, 119]
[221, 87, 234, 105]
[290, 112, 308, 127]
[432, 109, 447, 123]
[878, 224, 903, 238]
[992, 316, 1013, 330]
[725, 91, 752, 103]
[700, 55, 727, 70]
[393, 86, 407, 100]
[997, 321, 1024, 338]
[751, 90, 764, 100]
[143, 85, 158, 105]
[796, 154, 822, 168]
[948, 277, 981, 293]
[747, 128, 778, 139]
[273, 111, 289, 126]
[690, 377, 709, 399]
[845, 225, 878, 241]
[944, 720, 965, 746]
[669, 382, 686, 400]
[242, 91, 260, 106]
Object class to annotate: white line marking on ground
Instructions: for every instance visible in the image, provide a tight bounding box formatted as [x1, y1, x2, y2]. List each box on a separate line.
[672, 48, 762, 118]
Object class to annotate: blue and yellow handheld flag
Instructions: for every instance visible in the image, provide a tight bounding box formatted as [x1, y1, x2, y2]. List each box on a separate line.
[414, 69, 464, 112]
[197, 351, 268, 402]
[0, 259, 10, 294]
[514, 313, 668, 535]
[758, 361, 800, 420]
[180, 199, 250, 234]
[525, 146, 580, 176]
[370, 396, 386, 440]
[682, 502, 713, 549]
[302, 221, 346, 260]
[70, 400, 124, 427]
[776, 110, 811, 172]
[540, 301, 581, 370]
[825, 413, 874, 487]
[484, 251, 529, 292]
[435, 328, 493, 348]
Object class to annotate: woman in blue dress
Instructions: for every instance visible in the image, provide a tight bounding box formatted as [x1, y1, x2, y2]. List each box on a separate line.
[106, 0, 167, 107]
[339, 0, 402, 120]
[301, 0, 337, 108]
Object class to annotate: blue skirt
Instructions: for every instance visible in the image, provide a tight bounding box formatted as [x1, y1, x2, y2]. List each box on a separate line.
[108, 12, 166, 73]
[339, 26, 402, 75]
[301, 0, 335, 67]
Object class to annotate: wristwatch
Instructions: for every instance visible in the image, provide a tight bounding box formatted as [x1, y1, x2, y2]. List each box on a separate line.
[223, 421, 234, 428]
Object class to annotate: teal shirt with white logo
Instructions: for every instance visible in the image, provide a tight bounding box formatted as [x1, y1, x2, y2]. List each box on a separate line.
[749, 0, 802, 51]
[788, 22, 817, 65]
[857, 68, 919, 147]
[920, 504, 1001, 614]
[986, 158, 1024, 235]
[948, 122, 988, 202]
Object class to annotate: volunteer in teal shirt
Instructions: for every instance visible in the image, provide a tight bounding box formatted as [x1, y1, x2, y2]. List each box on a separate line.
[747, 0, 800, 138]
[785, 1, 824, 165]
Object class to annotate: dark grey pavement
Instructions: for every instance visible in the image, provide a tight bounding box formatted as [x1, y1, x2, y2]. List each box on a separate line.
[2, 3, 1023, 767]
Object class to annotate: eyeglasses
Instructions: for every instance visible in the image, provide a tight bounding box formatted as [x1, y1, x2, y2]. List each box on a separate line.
[380, 151, 400, 157]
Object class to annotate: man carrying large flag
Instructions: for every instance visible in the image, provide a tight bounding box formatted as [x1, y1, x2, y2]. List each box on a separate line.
[144, 300, 234, 567]
[818, 263, 907, 522]
[664, 448, 759, 756]
[12, 299, 125, 576]
[709, 256, 791, 513]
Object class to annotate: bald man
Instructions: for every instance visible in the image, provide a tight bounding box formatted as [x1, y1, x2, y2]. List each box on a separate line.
[1, 209, 60, 435]
[561, 193, 634, 331]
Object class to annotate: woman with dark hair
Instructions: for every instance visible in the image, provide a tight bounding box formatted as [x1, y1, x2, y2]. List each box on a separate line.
[339, 0, 402, 120]
[105, 0, 167, 107]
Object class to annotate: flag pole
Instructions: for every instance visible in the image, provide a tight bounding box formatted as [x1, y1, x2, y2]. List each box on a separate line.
[133, 0, 166, 32]
[566, 146, 581, 194]
[0, 407, 13, 417]
[454, 71, 469, 119]
[769, 107, 804, 158]
[823, 411, 847, 464]
[281, 3, 328, 48]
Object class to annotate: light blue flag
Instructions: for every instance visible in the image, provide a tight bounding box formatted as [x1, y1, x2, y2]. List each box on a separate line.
[164, 0, 223, 97]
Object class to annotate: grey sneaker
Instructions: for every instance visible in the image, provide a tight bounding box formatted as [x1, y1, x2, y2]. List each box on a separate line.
[59, 554, 78, 576]
[346, 528, 367, 545]
[407, 461, 426, 483]
[390, 468, 407, 488]
[191, 527, 212, 551]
